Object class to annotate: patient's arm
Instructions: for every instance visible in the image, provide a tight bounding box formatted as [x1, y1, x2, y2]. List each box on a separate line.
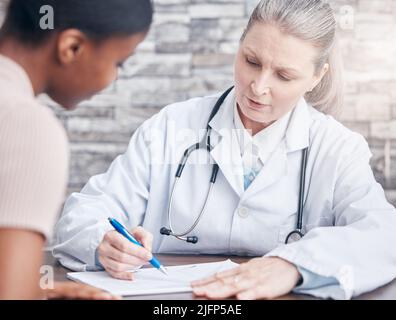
[0, 228, 121, 300]
[0, 228, 45, 299]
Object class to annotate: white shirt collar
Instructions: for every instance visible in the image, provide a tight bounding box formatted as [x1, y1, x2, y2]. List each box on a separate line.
[233, 98, 292, 163]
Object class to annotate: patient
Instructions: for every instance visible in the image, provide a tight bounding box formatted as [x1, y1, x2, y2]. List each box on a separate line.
[0, 0, 152, 299]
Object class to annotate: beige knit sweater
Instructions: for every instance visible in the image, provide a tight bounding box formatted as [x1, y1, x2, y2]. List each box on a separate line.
[0, 54, 69, 239]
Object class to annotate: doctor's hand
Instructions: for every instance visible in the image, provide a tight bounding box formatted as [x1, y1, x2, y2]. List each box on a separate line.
[98, 226, 153, 280]
[191, 257, 301, 300]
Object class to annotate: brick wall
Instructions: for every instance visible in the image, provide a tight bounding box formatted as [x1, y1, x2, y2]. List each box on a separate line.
[0, 0, 395, 206]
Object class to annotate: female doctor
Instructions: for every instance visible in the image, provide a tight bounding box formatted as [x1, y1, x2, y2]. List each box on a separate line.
[52, 0, 396, 300]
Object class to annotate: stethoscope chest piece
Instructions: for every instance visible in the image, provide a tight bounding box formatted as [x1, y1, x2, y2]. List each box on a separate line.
[285, 229, 304, 244]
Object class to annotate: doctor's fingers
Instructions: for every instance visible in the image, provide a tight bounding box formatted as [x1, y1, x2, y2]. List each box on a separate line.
[191, 266, 240, 287]
[193, 276, 256, 299]
[99, 256, 139, 280]
[100, 241, 148, 266]
[130, 226, 153, 251]
[106, 268, 134, 281]
[103, 230, 152, 261]
[235, 283, 281, 300]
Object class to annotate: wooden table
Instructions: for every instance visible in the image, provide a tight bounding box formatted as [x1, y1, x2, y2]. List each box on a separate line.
[45, 252, 396, 300]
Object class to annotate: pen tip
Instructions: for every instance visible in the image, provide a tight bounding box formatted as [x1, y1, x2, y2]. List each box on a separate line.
[160, 266, 168, 276]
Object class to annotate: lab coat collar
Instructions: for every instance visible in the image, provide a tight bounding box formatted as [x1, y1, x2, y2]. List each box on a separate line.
[208, 88, 312, 154]
[208, 87, 237, 134]
[284, 97, 312, 153]
[207, 88, 312, 198]
[208, 88, 244, 196]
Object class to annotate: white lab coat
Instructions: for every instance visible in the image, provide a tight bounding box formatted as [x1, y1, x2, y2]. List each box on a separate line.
[51, 88, 396, 299]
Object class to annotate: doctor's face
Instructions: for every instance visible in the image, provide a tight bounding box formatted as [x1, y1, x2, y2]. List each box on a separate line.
[234, 23, 328, 133]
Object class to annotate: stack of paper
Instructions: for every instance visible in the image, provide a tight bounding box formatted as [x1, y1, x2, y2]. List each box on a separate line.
[67, 259, 239, 296]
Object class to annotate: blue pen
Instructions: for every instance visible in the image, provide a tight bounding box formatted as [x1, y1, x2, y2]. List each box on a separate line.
[108, 217, 168, 276]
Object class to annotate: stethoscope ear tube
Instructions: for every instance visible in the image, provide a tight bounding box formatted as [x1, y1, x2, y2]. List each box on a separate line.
[210, 164, 219, 183]
[297, 147, 308, 231]
[176, 144, 200, 177]
[285, 147, 309, 244]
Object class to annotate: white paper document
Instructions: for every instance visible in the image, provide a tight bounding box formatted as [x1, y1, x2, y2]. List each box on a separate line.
[67, 259, 239, 296]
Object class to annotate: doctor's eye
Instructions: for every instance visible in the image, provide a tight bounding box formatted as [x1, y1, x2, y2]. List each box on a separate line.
[245, 57, 260, 68]
[277, 73, 292, 82]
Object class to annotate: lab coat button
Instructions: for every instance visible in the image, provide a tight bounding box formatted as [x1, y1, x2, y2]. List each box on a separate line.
[238, 207, 249, 218]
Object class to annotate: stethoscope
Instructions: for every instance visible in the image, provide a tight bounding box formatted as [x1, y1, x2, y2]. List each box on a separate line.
[160, 86, 309, 245]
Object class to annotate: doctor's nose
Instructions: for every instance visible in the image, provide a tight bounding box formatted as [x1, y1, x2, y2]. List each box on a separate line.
[251, 75, 271, 97]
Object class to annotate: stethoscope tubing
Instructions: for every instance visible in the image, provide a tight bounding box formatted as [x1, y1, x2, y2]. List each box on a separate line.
[161, 86, 309, 244]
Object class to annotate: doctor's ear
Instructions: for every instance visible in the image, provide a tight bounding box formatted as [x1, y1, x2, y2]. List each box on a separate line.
[308, 63, 329, 92]
[55, 29, 88, 65]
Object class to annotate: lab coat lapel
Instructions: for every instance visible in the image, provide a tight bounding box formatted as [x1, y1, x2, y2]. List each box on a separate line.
[208, 88, 244, 197]
[241, 98, 312, 200]
[284, 97, 312, 153]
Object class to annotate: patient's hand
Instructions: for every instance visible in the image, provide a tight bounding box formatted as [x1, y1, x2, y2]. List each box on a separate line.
[98, 226, 153, 280]
[45, 281, 121, 300]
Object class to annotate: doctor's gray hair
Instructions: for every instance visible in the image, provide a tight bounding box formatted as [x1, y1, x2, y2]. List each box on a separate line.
[241, 0, 343, 116]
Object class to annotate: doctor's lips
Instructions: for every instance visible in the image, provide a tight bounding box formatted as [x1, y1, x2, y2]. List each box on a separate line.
[247, 97, 271, 109]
